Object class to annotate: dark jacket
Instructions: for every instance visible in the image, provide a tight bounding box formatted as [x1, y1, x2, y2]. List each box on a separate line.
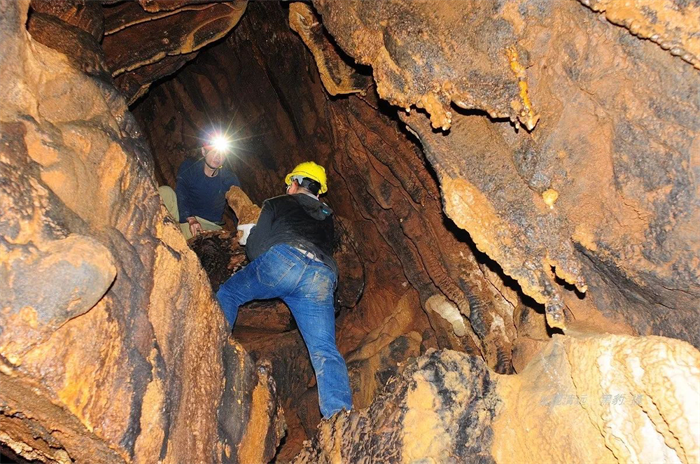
[246, 194, 338, 276]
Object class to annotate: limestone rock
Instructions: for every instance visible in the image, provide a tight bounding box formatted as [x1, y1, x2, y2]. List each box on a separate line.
[494, 334, 700, 464]
[30, 0, 104, 40]
[289, 3, 372, 96]
[292, 349, 500, 464]
[294, 334, 700, 463]
[0, 2, 283, 462]
[27, 9, 110, 80]
[333, 222, 364, 310]
[344, 293, 426, 409]
[114, 55, 195, 107]
[579, 0, 700, 69]
[312, 0, 539, 131]
[102, 1, 247, 104]
[139, 0, 216, 13]
[134, 1, 529, 387]
[314, 0, 700, 344]
[225, 185, 261, 225]
[188, 230, 247, 292]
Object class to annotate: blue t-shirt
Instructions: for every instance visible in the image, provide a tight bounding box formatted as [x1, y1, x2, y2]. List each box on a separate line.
[175, 159, 240, 224]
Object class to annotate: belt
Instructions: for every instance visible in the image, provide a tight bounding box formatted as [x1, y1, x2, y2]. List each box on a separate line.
[294, 247, 322, 262]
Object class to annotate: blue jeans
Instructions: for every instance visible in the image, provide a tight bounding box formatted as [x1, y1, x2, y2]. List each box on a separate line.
[216, 244, 353, 418]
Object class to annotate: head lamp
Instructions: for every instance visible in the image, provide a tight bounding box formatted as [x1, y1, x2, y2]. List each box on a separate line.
[208, 133, 232, 154]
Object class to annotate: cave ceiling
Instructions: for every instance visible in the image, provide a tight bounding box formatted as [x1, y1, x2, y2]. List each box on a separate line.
[102, 0, 247, 104]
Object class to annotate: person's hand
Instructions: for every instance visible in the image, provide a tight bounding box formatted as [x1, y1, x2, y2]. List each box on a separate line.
[237, 224, 255, 246]
[187, 217, 202, 237]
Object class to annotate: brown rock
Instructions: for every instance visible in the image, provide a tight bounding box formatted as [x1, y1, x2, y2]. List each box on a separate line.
[345, 292, 425, 409]
[289, 2, 371, 96]
[27, 10, 110, 79]
[114, 55, 194, 106]
[129, 1, 700, 456]
[103, 1, 247, 104]
[235, 300, 294, 334]
[293, 334, 700, 463]
[30, 0, 104, 40]
[494, 334, 700, 464]
[225, 185, 261, 225]
[333, 221, 364, 309]
[139, 0, 215, 13]
[313, 0, 700, 346]
[234, 330, 315, 427]
[187, 230, 247, 292]
[103, 2, 246, 75]
[133, 1, 530, 384]
[312, 0, 538, 131]
[580, 0, 700, 69]
[0, 2, 283, 463]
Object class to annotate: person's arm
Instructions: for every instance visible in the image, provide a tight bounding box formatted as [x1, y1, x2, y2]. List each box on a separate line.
[245, 200, 274, 258]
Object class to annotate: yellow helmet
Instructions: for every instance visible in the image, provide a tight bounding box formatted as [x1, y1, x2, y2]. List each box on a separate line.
[285, 161, 328, 194]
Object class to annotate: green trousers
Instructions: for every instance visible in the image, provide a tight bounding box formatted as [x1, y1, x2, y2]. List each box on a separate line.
[158, 186, 222, 240]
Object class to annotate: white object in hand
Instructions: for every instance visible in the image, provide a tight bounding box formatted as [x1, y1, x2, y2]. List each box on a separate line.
[237, 223, 255, 246]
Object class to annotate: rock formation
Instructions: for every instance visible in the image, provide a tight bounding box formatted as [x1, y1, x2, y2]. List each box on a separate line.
[128, 0, 700, 458]
[1, 0, 699, 462]
[311, 0, 700, 343]
[0, 1, 283, 463]
[225, 186, 261, 225]
[293, 334, 700, 464]
[102, 0, 247, 104]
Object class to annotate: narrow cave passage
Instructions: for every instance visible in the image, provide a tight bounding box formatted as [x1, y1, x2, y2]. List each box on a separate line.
[1, 0, 699, 463]
[132, 2, 534, 458]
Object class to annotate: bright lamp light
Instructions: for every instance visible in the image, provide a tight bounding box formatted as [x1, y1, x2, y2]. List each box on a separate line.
[209, 133, 232, 153]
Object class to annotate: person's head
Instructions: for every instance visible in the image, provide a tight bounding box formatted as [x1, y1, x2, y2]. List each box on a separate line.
[202, 147, 225, 170]
[284, 161, 327, 197]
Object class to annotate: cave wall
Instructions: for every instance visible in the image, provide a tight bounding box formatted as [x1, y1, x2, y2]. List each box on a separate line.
[132, 1, 700, 459]
[312, 0, 700, 346]
[2, 0, 697, 461]
[0, 1, 283, 463]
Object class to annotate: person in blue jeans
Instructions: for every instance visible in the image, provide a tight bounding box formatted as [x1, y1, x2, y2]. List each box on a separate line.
[216, 161, 353, 419]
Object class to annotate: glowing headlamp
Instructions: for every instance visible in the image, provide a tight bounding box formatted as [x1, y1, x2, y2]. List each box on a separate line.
[208, 133, 232, 154]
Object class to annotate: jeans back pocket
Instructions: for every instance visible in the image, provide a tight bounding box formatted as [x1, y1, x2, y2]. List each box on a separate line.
[255, 247, 296, 288]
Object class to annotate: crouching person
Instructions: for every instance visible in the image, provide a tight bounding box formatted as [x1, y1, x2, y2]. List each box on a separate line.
[216, 161, 353, 419]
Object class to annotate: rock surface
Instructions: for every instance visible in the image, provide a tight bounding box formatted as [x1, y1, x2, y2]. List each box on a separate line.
[0, 2, 283, 463]
[293, 334, 700, 464]
[8, 0, 697, 461]
[288, 2, 372, 97]
[102, 0, 247, 104]
[579, 0, 700, 69]
[312, 0, 700, 343]
[225, 186, 261, 225]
